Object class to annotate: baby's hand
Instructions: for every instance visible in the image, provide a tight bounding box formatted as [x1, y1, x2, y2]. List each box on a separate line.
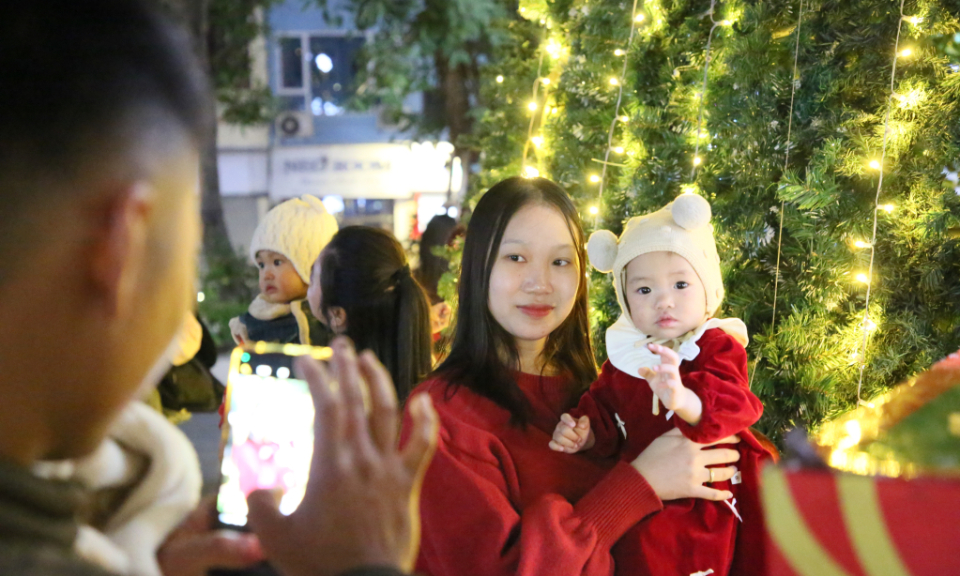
[639, 344, 702, 423]
[549, 414, 595, 453]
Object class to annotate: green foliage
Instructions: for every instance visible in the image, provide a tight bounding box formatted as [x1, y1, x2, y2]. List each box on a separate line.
[208, 0, 280, 125]
[197, 236, 259, 347]
[199, 0, 276, 340]
[464, 17, 552, 193]
[313, 0, 522, 141]
[467, 0, 960, 443]
[927, 30, 960, 61]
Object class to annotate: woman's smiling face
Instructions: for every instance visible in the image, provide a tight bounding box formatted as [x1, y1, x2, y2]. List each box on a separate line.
[486, 203, 581, 349]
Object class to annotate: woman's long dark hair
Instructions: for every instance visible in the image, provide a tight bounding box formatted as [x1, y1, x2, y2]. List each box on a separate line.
[317, 226, 432, 403]
[433, 177, 597, 424]
[414, 214, 463, 305]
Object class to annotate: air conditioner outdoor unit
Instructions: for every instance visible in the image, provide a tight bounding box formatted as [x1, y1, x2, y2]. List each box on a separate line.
[275, 111, 314, 138]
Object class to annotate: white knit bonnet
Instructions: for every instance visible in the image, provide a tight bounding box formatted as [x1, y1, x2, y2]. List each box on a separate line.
[249, 195, 339, 284]
[587, 193, 724, 324]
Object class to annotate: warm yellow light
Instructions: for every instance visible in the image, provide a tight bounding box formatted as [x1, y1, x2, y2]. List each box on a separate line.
[898, 48, 913, 58]
[894, 87, 926, 110]
[869, 160, 881, 170]
[853, 240, 871, 249]
[609, 77, 620, 86]
[522, 166, 540, 178]
[835, 420, 863, 451]
[693, 156, 702, 166]
[545, 39, 562, 58]
[613, 146, 624, 154]
[541, 77, 551, 86]
[882, 203, 895, 213]
[635, 13, 646, 23]
[496, 75, 504, 83]
[855, 273, 870, 284]
[551, 107, 559, 114]
[528, 101, 538, 111]
[864, 319, 878, 332]
[620, 115, 630, 122]
[589, 174, 601, 183]
[627, 150, 636, 156]
[588, 206, 600, 215]
[721, 19, 732, 26]
[904, 15, 923, 25]
[614, 49, 625, 56]
[532, 136, 544, 148]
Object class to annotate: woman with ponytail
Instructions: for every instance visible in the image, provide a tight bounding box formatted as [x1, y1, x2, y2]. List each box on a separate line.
[307, 226, 433, 403]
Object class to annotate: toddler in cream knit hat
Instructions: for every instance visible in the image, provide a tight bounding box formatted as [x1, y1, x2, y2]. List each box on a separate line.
[229, 195, 338, 347]
[549, 193, 773, 576]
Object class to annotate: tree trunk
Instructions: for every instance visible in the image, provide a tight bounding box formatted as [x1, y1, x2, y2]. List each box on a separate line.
[153, 0, 232, 258]
[435, 51, 478, 203]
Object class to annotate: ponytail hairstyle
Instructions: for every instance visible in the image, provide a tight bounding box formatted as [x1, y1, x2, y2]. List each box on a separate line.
[433, 177, 597, 425]
[316, 226, 432, 403]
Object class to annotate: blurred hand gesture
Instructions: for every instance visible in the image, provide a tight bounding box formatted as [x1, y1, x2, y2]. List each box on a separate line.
[247, 337, 438, 576]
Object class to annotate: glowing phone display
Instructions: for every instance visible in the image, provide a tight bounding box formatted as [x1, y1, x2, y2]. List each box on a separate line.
[217, 344, 329, 528]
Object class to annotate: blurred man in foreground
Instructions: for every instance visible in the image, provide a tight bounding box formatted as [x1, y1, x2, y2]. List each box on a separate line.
[0, 1, 437, 575]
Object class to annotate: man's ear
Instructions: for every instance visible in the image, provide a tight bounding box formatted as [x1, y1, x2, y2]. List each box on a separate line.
[89, 183, 156, 318]
[328, 306, 348, 332]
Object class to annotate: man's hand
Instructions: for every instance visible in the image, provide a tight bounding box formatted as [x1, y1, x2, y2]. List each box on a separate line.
[247, 337, 439, 576]
[157, 495, 264, 576]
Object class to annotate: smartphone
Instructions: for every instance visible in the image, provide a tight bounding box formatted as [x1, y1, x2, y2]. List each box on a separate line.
[216, 342, 332, 529]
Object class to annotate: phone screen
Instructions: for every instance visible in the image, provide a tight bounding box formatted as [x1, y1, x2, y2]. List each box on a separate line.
[217, 349, 317, 528]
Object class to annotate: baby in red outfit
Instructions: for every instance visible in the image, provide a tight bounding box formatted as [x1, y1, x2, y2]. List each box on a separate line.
[551, 193, 773, 576]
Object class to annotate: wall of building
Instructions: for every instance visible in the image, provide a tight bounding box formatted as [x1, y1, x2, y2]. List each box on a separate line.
[216, 0, 458, 255]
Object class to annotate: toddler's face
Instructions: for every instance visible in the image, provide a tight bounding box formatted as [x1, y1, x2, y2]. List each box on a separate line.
[623, 251, 707, 339]
[256, 250, 307, 304]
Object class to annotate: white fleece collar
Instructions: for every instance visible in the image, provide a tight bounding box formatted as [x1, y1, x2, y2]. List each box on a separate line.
[248, 295, 293, 320]
[605, 314, 749, 377]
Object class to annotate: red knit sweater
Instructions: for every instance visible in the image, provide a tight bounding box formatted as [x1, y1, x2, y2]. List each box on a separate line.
[400, 371, 663, 576]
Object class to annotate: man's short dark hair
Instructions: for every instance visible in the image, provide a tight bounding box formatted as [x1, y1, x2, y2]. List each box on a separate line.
[0, 0, 210, 235]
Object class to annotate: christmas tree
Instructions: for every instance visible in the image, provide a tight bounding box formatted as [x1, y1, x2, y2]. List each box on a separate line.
[468, 0, 960, 442]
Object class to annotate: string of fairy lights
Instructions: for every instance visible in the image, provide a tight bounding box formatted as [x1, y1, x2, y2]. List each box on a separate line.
[521, 51, 547, 170]
[751, 0, 806, 389]
[518, 26, 563, 180]
[593, 0, 642, 217]
[853, 0, 914, 405]
[688, 0, 734, 182]
[505, 0, 926, 405]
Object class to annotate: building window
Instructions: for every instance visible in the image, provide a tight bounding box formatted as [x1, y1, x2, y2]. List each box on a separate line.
[279, 37, 304, 89]
[276, 33, 364, 116]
